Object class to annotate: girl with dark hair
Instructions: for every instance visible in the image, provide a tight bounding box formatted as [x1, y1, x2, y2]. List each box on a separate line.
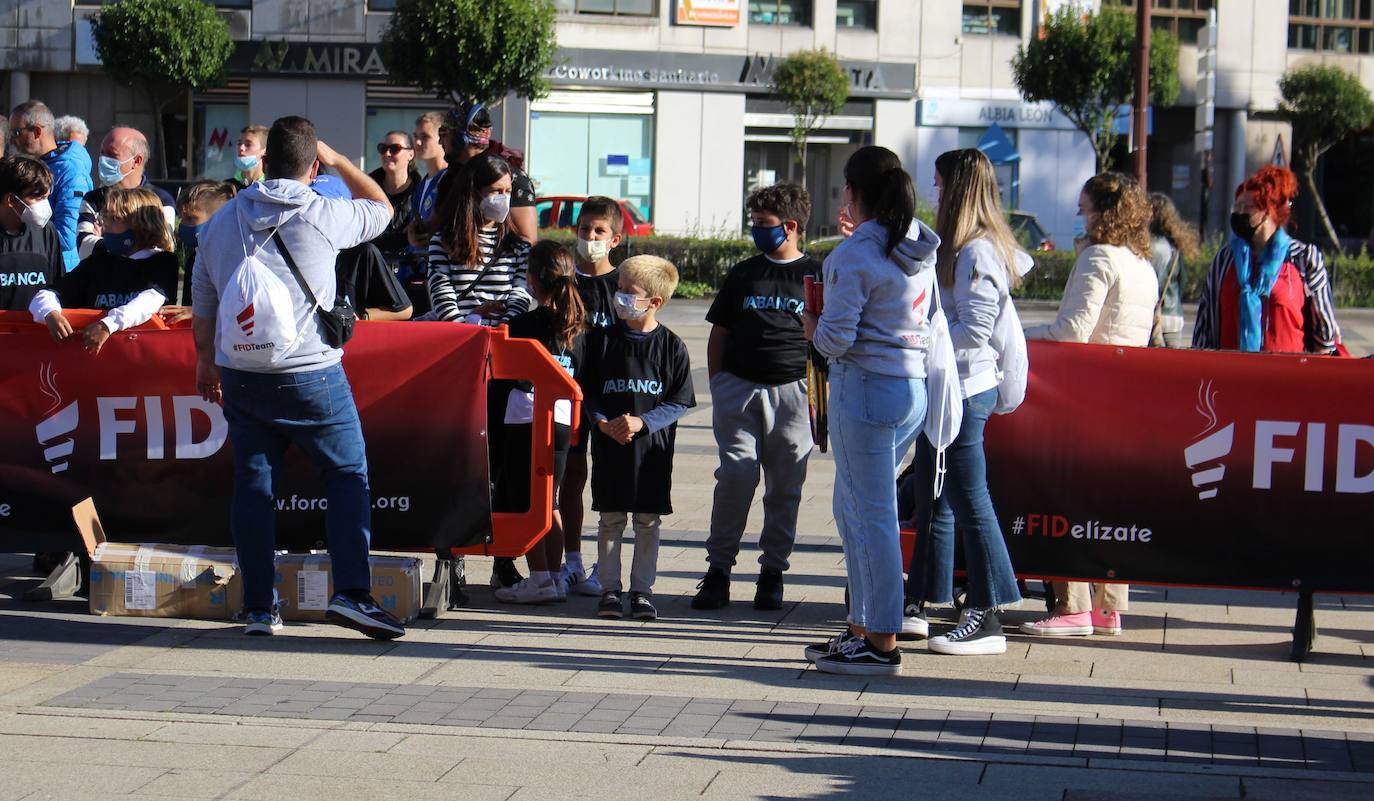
[1147, 192, 1200, 348]
[1192, 165, 1340, 353]
[426, 153, 532, 326]
[493, 240, 587, 604]
[802, 145, 944, 676]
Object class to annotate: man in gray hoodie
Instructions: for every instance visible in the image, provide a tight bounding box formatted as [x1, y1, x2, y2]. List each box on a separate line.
[191, 115, 402, 639]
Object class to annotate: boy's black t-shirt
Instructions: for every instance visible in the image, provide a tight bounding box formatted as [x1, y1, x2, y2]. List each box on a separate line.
[0, 222, 65, 311]
[584, 322, 695, 515]
[576, 268, 618, 331]
[706, 253, 822, 385]
[56, 250, 179, 310]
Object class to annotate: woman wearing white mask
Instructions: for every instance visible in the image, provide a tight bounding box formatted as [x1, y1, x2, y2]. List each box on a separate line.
[426, 153, 532, 326]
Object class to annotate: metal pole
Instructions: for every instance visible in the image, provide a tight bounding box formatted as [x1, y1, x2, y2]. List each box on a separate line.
[1134, 2, 1151, 186]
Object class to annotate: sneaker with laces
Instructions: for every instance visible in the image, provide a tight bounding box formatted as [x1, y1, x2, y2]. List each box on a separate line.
[691, 567, 731, 610]
[813, 636, 902, 676]
[577, 563, 603, 596]
[325, 593, 406, 640]
[1092, 609, 1123, 636]
[488, 557, 524, 589]
[494, 578, 559, 605]
[804, 629, 859, 663]
[597, 591, 624, 619]
[899, 599, 929, 640]
[243, 609, 283, 636]
[629, 592, 657, 620]
[753, 568, 784, 611]
[928, 608, 1007, 655]
[1019, 611, 1093, 636]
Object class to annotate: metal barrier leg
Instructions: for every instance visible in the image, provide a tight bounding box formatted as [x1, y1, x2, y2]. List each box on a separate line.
[1290, 590, 1317, 663]
[421, 556, 451, 620]
[23, 551, 84, 601]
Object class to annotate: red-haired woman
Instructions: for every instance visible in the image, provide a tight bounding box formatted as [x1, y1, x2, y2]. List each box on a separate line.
[1193, 166, 1340, 353]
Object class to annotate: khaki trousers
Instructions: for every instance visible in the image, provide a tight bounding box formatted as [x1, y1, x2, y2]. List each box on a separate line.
[1053, 581, 1129, 614]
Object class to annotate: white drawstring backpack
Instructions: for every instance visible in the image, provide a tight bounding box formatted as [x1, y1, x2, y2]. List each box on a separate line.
[922, 282, 964, 499]
[216, 207, 306, 368]
[989, 251, 1034, 414]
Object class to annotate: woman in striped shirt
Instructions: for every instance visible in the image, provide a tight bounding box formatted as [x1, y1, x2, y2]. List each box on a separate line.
[427, 153, 532, 325]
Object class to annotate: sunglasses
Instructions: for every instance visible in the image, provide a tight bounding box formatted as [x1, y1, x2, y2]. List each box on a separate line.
[376, 143, 412, 156]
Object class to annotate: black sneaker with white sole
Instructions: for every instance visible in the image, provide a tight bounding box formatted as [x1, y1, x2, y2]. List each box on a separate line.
[324, 593, 406, 640]
[899, 599, 929, 641]
[597, 591, 624, 619]
[629, 592, 657, 620]
[813, 636, 902, 676]
[803, 629, 859, 663]
[928, 607, 1006, 655]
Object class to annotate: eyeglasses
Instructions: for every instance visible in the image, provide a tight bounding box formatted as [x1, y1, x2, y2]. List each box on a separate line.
[376, 143, 412, 156]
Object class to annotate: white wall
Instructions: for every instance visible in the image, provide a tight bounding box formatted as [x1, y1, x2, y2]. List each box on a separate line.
[249, 79, 368, 168]
[653, 91, 745, 236]
[913, 127, 959, 210]
[1017, 128, 1096, 247]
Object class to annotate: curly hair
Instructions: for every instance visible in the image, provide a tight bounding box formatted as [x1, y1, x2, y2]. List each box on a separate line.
[1082, 172, 1151, 261]
[1148, 192, 1200, 261]
[746, 182, 811, 229]
[1235, 165, 1298, 228]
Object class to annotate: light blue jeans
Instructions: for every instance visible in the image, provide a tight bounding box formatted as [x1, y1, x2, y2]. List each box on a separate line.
[829, 362, 927, 634]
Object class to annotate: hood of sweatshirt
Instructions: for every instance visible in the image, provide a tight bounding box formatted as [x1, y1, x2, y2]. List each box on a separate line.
[849, 218, 941, 276]
[235, 179, 315, 231]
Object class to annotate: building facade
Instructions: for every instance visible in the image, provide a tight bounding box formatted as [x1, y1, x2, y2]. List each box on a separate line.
[4, 1, 1373, 244]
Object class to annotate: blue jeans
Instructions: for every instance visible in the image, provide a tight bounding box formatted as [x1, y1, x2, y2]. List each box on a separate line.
[221, 364, 372, 611]
[829, 363, 926, 635]
[907, 388, 1021, 609]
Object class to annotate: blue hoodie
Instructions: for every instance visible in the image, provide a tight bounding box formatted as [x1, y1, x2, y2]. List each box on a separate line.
[41, 141, 94, 271]
[814, 219, 941, 378]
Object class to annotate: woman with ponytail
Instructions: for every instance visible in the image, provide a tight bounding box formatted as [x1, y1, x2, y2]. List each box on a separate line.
[802, 145, 944, 676]
[492, 239, 587, 604]
[1192, 165, 1340, 354]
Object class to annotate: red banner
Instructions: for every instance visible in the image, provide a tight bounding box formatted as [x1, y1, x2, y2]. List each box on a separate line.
[0, 323, 492, 553]
[984, 341, 1374, 594]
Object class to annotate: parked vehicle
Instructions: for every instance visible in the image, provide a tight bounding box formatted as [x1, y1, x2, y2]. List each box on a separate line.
[535, 196, 655, 237]
[1009, 210, 1056, 251]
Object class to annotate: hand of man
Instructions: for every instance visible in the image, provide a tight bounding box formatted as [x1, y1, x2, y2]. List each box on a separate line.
[80, 322, 111, 354]
[159, 305, 193, 326]
[476, 300, 507, 319]
[803, 311, 818, 342]
[196, 358, 222, 405]
[315, 140, 344, 170]
[45, 311, 74, 342]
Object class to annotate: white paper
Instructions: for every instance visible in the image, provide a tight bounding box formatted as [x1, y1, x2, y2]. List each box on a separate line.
[125, 570, 157, 610]
[297, 570, 329, 611]
[627, 175, 651, 196]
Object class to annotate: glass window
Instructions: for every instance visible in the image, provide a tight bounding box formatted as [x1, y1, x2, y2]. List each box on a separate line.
[750, 1, 813, 26]
[192, 103, 248, 181]
[528, 110, 654, 221]
[836, 0, 877, 29]
[363, 107, 426, 174]
[1287, 0, 1374, 50]
[962, 2, 1021, 36]
[554, 0, 657, 15]
[1109, 0, 1214, 44]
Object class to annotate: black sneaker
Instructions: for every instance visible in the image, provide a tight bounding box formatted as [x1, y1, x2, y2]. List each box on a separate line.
[928, 608, 1007, 655]
[899, 598, 929, 641]
[629, 592, 657, 621]
[691, 567, 731, 610]
[597, 591, 624, 619]
[753, 568, 784, 611]
[325, 593, 406, 640]
[813, 636, 902, 676]
[489, 557, 524, 589]
[804, 629, 859, 663]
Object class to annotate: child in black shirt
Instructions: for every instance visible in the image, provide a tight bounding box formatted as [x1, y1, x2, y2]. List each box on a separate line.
[0, 156, 64, 314]
[583, 255, 695, 621]
[695, 183, 820, 611]
[31, 186, 178, 354]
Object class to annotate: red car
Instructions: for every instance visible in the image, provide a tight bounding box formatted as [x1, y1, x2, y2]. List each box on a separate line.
[535, 196, 654, 237]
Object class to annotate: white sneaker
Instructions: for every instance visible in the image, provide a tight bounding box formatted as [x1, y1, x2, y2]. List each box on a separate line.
[551, 574, 568, 602]
[576, 563, 603, 596]
[494, 578, 558, 604]
[899, 601, 928, 640]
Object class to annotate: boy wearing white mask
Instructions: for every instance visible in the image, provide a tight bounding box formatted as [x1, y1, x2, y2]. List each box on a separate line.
[0, 156, 64, 313]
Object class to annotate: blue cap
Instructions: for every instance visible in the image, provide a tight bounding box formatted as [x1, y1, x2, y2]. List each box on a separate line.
[311, 173, 352, 200]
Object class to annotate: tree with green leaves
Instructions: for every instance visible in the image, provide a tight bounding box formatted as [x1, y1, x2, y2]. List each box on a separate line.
[1012, 3, 1179, 172]
[769, 49, 849, 185]
[91, 0, 233, 179]
[1278, 64, 1374, 254]
[382, 0, 558, 108]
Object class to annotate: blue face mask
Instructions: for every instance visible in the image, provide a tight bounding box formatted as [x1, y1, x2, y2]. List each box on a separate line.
[751, 223, 788, 254]
[234, 154, 259, 172]
[97, 155, 134, 188]
[102, 230, 136, 256]
[178, 222, 203, 249]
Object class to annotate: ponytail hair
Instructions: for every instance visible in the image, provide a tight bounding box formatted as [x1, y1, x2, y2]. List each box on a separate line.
[843, 145, 916, 257]
[527, 239, 585, 351]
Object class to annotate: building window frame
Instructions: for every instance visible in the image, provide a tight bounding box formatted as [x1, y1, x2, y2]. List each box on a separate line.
[1109, 1, 1215, 45]
[749, 1, 813, 27]
[836, 0, 878, 31]
[552, 0, 659, 16]
[961, 1, 1022, 37]
[1286, 0, 1374, 54]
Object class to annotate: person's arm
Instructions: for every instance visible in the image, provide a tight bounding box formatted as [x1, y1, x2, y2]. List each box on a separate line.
[76, 195, 100, 259]
[1190, 246, 1227, 350]
[638, 402, 689, 434]
[192, 314, 221, 404]
[812, 249, 869, 359]
[1025, 249, 1111, 343]
[948, 247, 1001, 351]
[50, 173, 85, 267]
[508, 171, 538, 243]
[98, 287, 166, 333]
[425, 239, 464, 322]
[706, 325, 729, 378]
[1297, 242, 1341, 353]
[499, 243, 533, 322]
[314, 142, 392, 247]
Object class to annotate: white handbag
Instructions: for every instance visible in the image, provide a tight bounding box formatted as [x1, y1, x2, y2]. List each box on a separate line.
[922, 283, 964, 499]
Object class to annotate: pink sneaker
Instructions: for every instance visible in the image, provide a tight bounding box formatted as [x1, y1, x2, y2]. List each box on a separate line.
[1092, 609, 1123, 636]
[1019, 611, 1093, 636]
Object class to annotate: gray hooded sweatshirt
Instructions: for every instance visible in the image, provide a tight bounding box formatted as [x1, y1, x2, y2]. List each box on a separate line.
[814, 218, 941, 378]
[942, 237, 1035, 398]
[191, 179, 389, 373]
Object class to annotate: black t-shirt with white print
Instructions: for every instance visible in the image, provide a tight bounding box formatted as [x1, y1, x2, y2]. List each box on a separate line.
[56, 249, 179, 310]
[584, 322, 695, 515]
[576, 268, 618, 331]
[706, 252, 821, 385]
[0, 222, 64, 311]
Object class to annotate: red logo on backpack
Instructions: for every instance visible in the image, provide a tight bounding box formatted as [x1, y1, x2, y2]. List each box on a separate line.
[237, 304, 255, 336]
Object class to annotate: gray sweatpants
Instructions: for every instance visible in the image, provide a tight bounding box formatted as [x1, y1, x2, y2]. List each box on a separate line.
[597, 512, 661, 595]
[705, 371, 813, 573]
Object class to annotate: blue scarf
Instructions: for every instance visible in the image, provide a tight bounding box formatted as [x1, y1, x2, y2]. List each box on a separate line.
[1228, 227, 1290, 353]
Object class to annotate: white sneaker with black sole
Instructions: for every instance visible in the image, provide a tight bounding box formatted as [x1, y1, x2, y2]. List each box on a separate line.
[813, 636, 902, 676]
[928, 607, 1007, 655]
[804, 629, 859, 663]
[899, 600, 928, 640]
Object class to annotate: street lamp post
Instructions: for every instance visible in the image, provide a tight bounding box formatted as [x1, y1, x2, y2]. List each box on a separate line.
[1134, 1, 1151, 187]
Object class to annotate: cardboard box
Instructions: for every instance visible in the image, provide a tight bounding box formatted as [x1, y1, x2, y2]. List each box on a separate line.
[89, 543, 243, 619]
[274, 553, 423, 624]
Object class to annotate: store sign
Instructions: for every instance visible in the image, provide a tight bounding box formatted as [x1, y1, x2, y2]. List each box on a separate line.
[918, 99, 1077, 130]
[228, 40, 387, 76]
[676, 0, 741, 27]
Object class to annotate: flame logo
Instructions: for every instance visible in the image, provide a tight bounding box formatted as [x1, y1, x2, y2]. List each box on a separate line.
[237, 303, 255, 336]
[1183, 380, 1234, 500]
[35, 363, 79, 474]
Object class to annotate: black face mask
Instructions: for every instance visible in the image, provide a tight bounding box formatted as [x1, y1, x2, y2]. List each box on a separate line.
[1230, 211, 1260, 242]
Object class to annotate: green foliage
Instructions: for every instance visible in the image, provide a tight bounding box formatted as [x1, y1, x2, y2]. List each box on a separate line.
[769, 49, 849, 175]
[382, 0, 558, 106]
[1012, 4, 1179, 171]
[674, 281, 712, 300]
[91, 0, 232, 94]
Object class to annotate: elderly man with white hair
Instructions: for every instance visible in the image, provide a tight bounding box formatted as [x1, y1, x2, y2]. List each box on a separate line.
[54, 115, 89, 145]
[9, 100, 91, 270]
[76, 125, 174, 259]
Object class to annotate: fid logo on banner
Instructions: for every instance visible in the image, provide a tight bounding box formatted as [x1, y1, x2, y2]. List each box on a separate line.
[35, 363, 79, 474]
[1184, 380, 1234, 500]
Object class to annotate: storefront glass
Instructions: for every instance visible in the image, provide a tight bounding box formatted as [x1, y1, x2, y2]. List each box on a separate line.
[192, 103, 248, 181]
[364, 107, 423, 173]
[528, 110, 654, 220]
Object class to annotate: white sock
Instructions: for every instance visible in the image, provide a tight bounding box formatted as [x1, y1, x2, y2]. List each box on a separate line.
[530, 571, 552, 587]
[564, 552, 584, 572]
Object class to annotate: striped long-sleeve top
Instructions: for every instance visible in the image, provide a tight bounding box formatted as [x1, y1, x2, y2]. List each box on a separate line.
[426, 227, 532, 324]
[1191, 237, 1340, 354]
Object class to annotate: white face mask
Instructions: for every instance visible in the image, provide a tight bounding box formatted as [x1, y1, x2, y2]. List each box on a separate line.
[479, 191, 511, 223]
[576, 237, 611, 263]
[17, 196, 52, 232]
[613, 290, 650, 320]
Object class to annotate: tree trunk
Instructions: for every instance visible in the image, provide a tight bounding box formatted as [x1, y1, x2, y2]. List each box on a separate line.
[1302, 161, 1343, 255]
[798, 137, 808, 192]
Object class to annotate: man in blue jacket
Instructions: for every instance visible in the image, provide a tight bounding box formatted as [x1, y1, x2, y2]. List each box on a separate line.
[9, 101, 92, 271]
